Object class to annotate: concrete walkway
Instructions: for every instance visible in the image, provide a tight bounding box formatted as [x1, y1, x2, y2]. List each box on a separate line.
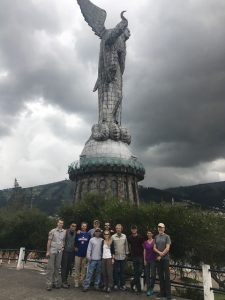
[0, 266, 189, 300]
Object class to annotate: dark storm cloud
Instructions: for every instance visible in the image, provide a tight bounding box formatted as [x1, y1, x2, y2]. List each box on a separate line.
[122, 0, 225, 170]
[0, 0, 96, 120]
[1, 0, 225, 188]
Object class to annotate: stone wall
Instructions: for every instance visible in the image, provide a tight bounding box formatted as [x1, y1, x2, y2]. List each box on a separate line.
[74, 172, 140, 205]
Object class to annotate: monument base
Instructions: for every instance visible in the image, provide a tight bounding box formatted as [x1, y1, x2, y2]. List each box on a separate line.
[68, 139, 145, 204]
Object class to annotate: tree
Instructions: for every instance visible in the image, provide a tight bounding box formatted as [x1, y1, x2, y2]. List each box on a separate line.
[58, 193, 225, 267]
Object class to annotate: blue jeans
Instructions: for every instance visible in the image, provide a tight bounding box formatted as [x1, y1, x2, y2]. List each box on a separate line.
[113, 259, 126, 287]
[83, 260, 102, 289]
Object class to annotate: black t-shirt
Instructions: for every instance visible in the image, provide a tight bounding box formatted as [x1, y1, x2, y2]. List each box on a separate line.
[128, 234, 144, 258]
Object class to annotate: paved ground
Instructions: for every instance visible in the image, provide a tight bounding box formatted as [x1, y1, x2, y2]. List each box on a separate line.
[0, 266, 189, 300]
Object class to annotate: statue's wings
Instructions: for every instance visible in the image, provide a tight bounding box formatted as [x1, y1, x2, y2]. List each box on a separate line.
[77, 0, 107, 38]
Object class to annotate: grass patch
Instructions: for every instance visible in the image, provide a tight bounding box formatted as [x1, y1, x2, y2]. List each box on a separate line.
[214, 294, 225, 300]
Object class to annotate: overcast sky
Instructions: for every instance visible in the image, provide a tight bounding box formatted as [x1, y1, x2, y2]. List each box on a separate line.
[0, 0, 225, 190]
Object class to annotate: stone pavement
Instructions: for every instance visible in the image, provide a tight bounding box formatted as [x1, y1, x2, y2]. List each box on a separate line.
[0, 266, 189, 300]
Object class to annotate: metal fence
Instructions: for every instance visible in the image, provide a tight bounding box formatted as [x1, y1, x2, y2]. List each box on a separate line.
[1, 247, 224, 300]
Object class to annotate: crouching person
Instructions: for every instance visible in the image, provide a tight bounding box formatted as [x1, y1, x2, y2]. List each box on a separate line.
[82, 228, 103, 292]
[46, 218, 66, 291]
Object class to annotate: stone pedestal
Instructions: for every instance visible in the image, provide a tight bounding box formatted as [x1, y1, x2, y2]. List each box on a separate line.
[68, 139, 145, 204]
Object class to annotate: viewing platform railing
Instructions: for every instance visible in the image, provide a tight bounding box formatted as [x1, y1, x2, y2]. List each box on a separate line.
[0, 247, 224, 300]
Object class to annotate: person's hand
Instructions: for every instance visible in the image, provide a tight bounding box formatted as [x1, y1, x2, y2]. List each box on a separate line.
[46, 252, 50, 259]
[144, 260, 147, 266]
[156, 256, 161, 261]
[75, 247, 78, 252]
[87, 257, 91, 262]
[112, 258, 115, 265]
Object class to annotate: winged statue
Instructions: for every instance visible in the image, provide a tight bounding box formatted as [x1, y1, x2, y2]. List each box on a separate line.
[77, 0, 131, 144]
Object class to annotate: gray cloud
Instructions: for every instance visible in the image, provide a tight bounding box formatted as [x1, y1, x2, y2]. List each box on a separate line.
[0, 0, 225, 189]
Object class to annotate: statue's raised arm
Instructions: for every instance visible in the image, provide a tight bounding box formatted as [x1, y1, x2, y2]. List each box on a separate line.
[77, 0, 131, 145]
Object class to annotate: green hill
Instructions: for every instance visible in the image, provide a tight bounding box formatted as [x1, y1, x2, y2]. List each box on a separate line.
[0, 180, 74, 214]
[1, 180, 225, 214]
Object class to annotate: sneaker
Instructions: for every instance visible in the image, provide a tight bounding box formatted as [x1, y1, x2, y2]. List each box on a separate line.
[52, 284, 60, 289]
[120, 285, 127, 291]
[147, 290, 151, 296]
[114, 285, 118, 290]
[107, 287, 111, 293]
[74, 282, 79, 288]
[46, 286, 52, 291]
[82, 288, 88, 292]
[94, 286, 100, 291]
[102, 287, 107, 292]
[62, 283, 69, 289]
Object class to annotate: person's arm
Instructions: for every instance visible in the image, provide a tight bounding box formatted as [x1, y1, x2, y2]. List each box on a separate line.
[161, 236, 171, 257]
[161, 244, 170, 257]
[46, 230, 53, 258]
[74, 234, 77, 251]
[127, 236, 131, 254]
[153, 243, 164, 257]
[125, 237, 129, 257]
[111, 241, 115, 264]
[143, 247, 147, 266]
[86, 239, 92, 262]
[74, 233, 76, 251]
[46, 240, 51, 258]
[62, 230, 66, 249]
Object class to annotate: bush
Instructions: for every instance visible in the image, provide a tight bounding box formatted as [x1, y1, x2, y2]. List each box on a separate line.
[0, 208, 54, 250]
[58, 193, 225, 267]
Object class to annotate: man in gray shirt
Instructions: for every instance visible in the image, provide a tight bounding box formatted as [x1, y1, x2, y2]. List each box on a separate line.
[154, 223, 172, 300]
[82, 228, 103, 291]
[46, 218, 66, 290]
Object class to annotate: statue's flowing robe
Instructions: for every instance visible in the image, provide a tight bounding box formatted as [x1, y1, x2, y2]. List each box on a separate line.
[94, 22, 127, 125]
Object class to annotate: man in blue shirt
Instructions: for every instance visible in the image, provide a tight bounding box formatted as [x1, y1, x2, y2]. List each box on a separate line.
[74, 222, 91, 288]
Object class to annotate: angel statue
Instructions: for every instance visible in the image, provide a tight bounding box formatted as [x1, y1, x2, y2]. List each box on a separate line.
[77, 0, 131, 144]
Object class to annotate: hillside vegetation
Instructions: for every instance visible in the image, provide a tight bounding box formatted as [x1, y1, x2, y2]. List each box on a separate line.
[1, 180, 225, 214]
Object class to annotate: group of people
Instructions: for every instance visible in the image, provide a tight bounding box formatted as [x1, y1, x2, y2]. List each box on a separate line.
[46, 219, 172, 299]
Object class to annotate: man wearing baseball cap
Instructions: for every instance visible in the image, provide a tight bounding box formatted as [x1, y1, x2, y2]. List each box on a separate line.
[82, 228, 103, 291]
[154, 223, 172, 300]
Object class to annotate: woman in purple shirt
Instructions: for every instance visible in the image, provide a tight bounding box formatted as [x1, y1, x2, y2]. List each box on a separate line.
[143, 229, 156, 296]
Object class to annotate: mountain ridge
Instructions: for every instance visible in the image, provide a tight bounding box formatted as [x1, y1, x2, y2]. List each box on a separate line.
[1, 179, 225, 214]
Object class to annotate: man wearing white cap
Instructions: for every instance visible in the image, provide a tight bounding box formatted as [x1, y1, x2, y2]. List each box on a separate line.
[154, 223, 172, 300]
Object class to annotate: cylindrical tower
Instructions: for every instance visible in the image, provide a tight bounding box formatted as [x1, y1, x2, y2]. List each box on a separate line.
[68, 139, 145, 204]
